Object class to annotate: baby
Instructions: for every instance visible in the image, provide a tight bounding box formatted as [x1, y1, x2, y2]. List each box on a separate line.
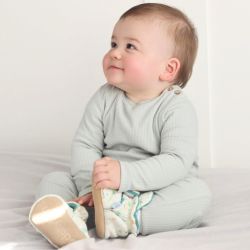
[29, 3, 212, 248]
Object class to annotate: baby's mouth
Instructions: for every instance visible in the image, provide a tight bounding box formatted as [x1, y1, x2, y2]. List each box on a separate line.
[108, 65, 124, 71]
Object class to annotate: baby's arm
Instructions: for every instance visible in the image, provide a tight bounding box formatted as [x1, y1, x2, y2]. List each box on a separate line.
[118, 100, 198, 192]
[71, 86, 105, 197]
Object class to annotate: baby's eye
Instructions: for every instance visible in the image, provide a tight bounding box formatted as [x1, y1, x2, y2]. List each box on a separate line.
[111, 41, 117, 48]
[126, 43, 136, 50]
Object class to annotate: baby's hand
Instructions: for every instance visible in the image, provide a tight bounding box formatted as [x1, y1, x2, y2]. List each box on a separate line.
[70, 193, 94, 207]
[92, 156, 121, 190]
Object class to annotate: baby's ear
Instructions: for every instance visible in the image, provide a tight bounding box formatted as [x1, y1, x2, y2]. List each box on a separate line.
[159, 58, 180, 82]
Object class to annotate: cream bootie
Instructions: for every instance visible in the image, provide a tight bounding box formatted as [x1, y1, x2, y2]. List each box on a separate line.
[29, 194, 89, 248]
[92, 188, 153, 239]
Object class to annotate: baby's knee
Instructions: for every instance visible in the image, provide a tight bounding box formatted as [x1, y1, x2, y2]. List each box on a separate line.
[35, 171, 72, 200]
[41, 171, 71, 184]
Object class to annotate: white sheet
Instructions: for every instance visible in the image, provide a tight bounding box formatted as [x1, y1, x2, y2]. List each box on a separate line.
[0, 152, 249, 250]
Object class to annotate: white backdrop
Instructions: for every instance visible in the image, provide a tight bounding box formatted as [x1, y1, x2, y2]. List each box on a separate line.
[0, 0, 249, 169]
[207, 1, 250, 168]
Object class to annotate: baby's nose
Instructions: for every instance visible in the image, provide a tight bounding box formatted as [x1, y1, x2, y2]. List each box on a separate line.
[110, 48, 122, 60]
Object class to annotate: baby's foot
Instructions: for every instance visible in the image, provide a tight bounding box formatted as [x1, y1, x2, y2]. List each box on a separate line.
[29, 194, 89, 248]
[92, 187, 153, 239]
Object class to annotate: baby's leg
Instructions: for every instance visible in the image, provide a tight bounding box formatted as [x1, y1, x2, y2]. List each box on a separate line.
[34, 171, 95, 229]
[140, 175, 212, 235]
[35, 171, 78, 201]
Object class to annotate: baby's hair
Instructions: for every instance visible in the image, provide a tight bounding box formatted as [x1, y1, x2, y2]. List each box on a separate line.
[119, 3, 198, 88]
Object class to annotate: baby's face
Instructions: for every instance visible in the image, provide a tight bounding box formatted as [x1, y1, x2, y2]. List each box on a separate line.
[103, 17, 174, 93]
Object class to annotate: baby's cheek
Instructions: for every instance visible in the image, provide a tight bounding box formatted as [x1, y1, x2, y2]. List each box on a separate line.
[102, 55, 109, 71]
[126, 60, 148, 84]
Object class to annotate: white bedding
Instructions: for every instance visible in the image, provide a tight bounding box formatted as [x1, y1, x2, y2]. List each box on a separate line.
[0, 152, 249, 250]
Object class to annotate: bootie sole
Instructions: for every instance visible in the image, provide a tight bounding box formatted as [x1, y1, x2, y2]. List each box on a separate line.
[29, 195, 86, 248]
[92, 187, 105, 238]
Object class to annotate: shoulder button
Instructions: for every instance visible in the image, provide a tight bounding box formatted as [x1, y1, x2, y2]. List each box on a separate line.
[174, 89, 182, 95]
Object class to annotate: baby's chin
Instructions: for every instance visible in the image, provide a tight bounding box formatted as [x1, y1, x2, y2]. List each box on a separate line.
[107, 81, 126, 91]
[107, 81, 148, 94]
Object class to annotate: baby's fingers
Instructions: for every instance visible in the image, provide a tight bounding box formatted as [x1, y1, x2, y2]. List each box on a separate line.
[75, 193, 92, 205]
[88, 198, 94, 207]
[78, 197, 89, 205]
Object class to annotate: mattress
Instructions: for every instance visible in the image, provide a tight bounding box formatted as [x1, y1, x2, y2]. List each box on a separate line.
[0, 152, 249, 250]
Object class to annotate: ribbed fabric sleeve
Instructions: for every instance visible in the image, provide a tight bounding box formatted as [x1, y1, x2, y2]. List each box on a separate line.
[70, 85, 106, 196]
[118, 101, 198, 192]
